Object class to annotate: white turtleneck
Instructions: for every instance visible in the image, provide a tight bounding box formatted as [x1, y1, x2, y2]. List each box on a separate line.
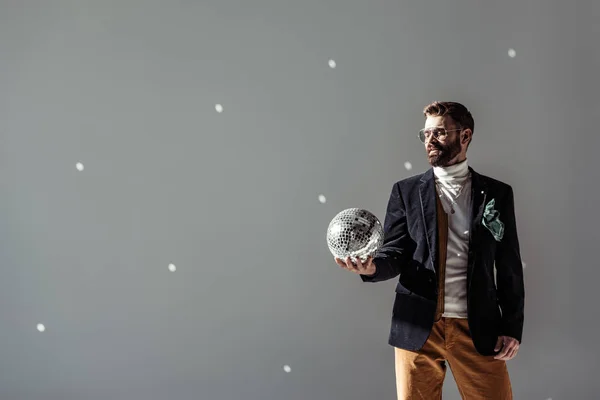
[433, 159, 472, 319]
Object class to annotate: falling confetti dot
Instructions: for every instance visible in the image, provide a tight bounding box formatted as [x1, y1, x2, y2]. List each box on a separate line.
[508, 48, 516, 58]
[76, 162, 84, 171]
[283, 365, 291, 373]
[328, 59, 336, 69]
[318, 194, 327, 204]
[215, 104, 224, 113]
[404, 161, 412, 171]
[37, 323, 46, 332]
[168, 263, 177, 272]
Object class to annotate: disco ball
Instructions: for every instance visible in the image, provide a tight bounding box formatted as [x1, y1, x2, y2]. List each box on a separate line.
[326, 208, 384, 263]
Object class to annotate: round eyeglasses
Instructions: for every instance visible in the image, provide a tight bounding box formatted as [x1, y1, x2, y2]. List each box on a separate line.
[418, 127, 462, 143]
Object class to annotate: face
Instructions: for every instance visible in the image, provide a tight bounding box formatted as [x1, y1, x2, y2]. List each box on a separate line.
[423, 115, 468, 167]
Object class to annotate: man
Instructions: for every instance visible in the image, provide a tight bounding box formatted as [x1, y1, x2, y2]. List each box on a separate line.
[335, 101, 524, 399]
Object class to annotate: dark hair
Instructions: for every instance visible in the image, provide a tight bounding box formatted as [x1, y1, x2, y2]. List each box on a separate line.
[423, 101, 474, 145]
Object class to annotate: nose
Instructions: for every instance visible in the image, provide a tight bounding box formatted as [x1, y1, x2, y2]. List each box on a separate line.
[426, 136, 438, 146]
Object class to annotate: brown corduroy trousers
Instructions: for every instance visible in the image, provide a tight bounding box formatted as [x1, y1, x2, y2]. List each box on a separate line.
[393, 194, 513, 400]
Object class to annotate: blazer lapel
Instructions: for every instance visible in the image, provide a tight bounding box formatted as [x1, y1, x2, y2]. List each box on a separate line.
[419, 168, 438, 272]
[467, 166, 488, 289]
[419, 166, 489, 281]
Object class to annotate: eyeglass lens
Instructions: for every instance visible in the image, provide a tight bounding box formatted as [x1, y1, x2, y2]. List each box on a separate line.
[419, 128, 446, 142]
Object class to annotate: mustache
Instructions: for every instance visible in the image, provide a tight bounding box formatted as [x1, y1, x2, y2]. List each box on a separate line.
[427, 145, 443, 151]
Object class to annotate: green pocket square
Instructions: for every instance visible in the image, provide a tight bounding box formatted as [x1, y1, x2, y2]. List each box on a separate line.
[482, 198, 504, 242]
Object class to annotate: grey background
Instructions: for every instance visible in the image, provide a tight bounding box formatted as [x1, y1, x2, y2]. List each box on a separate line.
[0, 0, 598, 399]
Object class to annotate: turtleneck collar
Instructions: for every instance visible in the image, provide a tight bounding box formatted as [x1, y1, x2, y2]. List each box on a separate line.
[433, 159, 469, 182]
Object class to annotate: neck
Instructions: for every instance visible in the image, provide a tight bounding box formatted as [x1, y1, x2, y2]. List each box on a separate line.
[433, 158, 469, 180]
[447, 155, 467, 166]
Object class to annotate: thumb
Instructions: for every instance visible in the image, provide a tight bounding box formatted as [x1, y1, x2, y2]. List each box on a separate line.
[494, 337, 503, 351]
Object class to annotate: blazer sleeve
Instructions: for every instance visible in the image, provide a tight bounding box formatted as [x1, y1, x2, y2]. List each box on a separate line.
[495, 185, 525, 343]
[361, 182, 415, 283]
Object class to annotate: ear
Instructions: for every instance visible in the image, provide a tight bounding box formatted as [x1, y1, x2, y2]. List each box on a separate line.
[461, 129, 472, 144]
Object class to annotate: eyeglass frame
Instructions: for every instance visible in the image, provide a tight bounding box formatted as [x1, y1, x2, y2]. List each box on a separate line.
[418, 127, 463, 143]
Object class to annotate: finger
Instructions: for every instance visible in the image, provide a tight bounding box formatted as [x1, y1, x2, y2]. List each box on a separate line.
[357, 258, 370, 273]
[494, 343, 509, 359]
[346, 257, 359, 272]
[354, 257, 364, 269]
[499, 347, 514, 361]
[494, 337, 504, 352]
[499, 343, 517, 360]
[507, 345, 519, 360]
[505, 350, 514, 360]
[335, 257, 352, 272]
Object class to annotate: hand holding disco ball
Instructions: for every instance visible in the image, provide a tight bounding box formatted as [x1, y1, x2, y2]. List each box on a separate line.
[326, 208, 384, 275]
[334, 254, 376, 275]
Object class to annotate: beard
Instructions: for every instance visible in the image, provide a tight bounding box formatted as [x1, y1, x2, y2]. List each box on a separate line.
[427, 136, 462, 167]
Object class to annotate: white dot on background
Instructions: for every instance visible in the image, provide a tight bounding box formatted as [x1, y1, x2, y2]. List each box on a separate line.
[522, 262, 527, 269]
[318, 194, 327, 204]
[508, 48, 516, 58]
[168, 263, 177, 272]
[76, 162, 84, 171]
[328, 59, 336, 69]
[283, 365, 291, 373]
[36, 323, 46, 332]
[404, 161, 412, 171]
[215, 104, 224, 113]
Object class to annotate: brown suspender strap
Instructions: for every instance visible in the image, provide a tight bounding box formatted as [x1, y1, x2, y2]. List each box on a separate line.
[434, 191, 448, 321]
